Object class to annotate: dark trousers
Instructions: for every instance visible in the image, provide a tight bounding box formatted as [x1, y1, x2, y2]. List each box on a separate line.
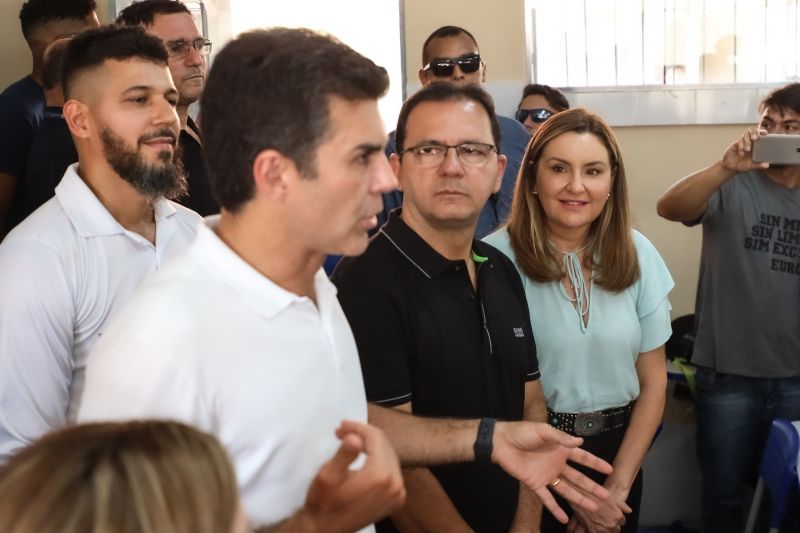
[540, 424, 643, 533]
[695, 367, 800, 533]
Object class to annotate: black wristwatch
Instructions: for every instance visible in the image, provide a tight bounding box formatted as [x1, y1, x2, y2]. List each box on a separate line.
[473, 417, 496, 464]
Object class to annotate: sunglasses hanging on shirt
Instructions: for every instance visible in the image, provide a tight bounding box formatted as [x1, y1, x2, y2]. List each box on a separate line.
[515, 108, 554, 124]
[423, 53, 482, 77]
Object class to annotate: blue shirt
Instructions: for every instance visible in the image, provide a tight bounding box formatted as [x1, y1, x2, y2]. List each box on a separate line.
[0, 76, 45, 179]
[485, 228, 674, 412]
[378, 115, 530, 238]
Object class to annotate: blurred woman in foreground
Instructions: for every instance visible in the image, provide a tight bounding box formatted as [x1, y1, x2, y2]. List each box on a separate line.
[0, 420, 249, 533]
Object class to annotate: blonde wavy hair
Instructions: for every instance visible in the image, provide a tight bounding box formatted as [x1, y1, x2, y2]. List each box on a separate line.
[507, 107, 638, 291]
[0, 421, 240, 533]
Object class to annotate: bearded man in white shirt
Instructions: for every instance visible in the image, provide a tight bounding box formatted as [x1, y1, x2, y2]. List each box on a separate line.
[0, 25, 202, 463]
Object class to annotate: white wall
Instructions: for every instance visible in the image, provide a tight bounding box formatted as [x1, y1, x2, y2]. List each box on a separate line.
[226, 0, 404, 135]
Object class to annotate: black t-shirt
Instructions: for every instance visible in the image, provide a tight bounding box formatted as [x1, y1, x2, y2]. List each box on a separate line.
[178, 117, 218, 216]
[332, 211, 539, 533]
[0, 76, 45, 179]
[10, 107, 76, 228]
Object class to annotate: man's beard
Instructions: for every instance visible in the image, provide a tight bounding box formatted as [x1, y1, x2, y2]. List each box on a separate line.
[100, 127, 187, 201]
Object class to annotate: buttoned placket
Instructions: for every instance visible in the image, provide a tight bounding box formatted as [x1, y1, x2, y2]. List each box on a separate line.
[456, 258, 494, 357]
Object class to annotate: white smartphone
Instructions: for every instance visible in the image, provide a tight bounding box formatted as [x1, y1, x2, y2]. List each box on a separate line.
[752, 134, 800, 165]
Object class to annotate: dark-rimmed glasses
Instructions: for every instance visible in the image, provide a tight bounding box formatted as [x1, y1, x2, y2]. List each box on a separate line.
[422, 53, 482, 77]
[399, 142, 498, 167]
[166, 38, 212, 60]
[515, 108, 553, 124]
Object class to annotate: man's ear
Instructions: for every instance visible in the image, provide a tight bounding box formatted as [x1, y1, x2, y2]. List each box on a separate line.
[480, 61, 487, 83]
[252, 149, 294, 202]
[389, 153, 403, 191]
[62, 99, 91, 140]
[418, 68, 428, 87]
[493, 154, 507, 194]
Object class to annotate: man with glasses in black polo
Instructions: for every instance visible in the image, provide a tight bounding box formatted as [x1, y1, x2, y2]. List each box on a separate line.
[118, 0, 218, 216]
[376, 25, 530, 239]
[333, 82, 549, 533]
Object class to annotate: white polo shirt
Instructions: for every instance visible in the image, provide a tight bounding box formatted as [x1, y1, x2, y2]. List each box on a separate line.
[0, 164, 201, 463]
[78, 223, 369, 529]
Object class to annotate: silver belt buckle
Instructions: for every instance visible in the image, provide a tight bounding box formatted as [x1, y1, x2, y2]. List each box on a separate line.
[574, 412, 605, 436]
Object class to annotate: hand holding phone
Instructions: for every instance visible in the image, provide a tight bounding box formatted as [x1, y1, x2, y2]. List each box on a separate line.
[752, 134, 800, 165]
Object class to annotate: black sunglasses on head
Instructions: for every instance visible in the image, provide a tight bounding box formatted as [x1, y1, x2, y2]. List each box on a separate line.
[423, 53, 482, 77]
[515, 108, 553, 124]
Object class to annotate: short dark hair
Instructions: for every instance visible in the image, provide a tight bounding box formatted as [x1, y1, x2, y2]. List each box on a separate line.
[116, 0, 191, 27]
[421, 26, 479, 66]
[519, 83, 569, 112]
[62, 25, 169, 99]
[200, 28, 389, 213]
[19, 0, 96, 41]
[41, 38, 71, 90]
[395, 82, 501, 153]
[760, 83, 800, 116]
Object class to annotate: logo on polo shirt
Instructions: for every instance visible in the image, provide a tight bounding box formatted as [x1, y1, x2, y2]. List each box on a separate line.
[513, 327, 525, 338]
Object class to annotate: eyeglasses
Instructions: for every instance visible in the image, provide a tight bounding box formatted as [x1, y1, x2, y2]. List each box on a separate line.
[422, 53, 482, 77]
[166, 38, 212, 60]
[515, 108, 553, 124]
[399, 142, 498, 167]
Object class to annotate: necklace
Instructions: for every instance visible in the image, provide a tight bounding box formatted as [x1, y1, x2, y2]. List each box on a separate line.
[555, 242, 592, 332]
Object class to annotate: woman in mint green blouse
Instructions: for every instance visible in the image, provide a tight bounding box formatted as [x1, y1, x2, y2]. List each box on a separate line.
[485, 108, 673, 533]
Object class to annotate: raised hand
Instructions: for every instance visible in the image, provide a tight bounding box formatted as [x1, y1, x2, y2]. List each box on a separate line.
[303, 421, 406, 532]
[491, 421, 613, 524]
[721, 128, 770, 173]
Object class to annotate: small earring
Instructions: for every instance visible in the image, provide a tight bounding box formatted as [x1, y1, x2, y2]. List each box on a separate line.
[607, 192, 611, 198]
[533, 190, 539, 195]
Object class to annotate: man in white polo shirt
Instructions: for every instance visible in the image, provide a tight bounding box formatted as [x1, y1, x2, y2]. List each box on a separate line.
[78, 28, 405, 533]
[78, 28, 613, 532]
[0, 25, 201, 463]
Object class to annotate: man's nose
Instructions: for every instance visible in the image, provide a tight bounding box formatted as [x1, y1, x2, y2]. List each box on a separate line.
[372, 156, 397, 193]
[154, 97, 179, 129]
[185, 44, 205, 66]
[438, 146, 464, 174]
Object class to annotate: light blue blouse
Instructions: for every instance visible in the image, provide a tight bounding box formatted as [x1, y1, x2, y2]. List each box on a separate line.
[484, 228, 674, 413]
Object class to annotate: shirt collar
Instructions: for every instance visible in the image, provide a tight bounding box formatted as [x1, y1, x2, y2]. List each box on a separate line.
[190, 222, 334, 320]
[378, 209, 492, 278]
[55, 163, 176, 238]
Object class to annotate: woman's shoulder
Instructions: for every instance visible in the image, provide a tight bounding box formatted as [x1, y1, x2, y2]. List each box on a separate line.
[630, 228, 662, 262]
[629, 228, 674, 291]
[483, 226, 513, 257]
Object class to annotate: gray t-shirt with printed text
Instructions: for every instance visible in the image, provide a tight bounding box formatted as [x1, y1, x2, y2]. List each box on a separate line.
[691, 169, 800, 377]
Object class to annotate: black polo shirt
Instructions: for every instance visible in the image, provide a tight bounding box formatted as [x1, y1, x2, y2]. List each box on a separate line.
[332, 210, 539, 533]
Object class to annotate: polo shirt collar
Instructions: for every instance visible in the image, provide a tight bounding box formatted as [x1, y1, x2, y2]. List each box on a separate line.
[56, 163, 176, 238]
[190, 222, 333, 320]
[379, 209, 492, 278]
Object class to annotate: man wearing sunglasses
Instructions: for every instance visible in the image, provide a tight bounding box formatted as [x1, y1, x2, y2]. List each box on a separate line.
[118, 0, 219, 216]
[515, 83, 569, 136]
[377, 25, 530, 240]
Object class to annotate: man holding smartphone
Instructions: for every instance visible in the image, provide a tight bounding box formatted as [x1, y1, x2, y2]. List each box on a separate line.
[656, 83, 800, 533]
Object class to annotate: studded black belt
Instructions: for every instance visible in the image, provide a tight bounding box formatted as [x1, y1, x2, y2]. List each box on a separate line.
[547, 403, 633, 437]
